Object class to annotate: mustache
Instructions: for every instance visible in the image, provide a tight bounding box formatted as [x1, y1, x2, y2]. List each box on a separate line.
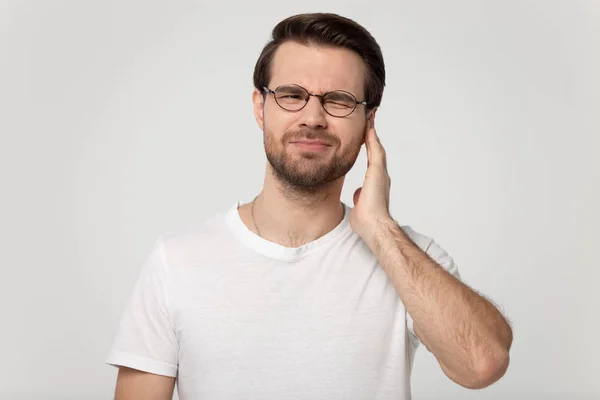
[282, 129, 339, 145]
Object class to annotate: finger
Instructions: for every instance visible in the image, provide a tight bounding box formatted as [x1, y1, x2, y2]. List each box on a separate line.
[374, 130, 387, 168]
[364, 127, 374, 167]
[367, 127, 387, 169]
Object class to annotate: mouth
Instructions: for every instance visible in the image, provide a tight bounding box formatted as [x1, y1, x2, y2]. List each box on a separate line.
[290, 139, 331, 146]
[290, 140, 332, 151]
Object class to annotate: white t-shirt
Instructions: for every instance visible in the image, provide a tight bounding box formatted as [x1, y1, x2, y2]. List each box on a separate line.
[105, 201, 461, 399]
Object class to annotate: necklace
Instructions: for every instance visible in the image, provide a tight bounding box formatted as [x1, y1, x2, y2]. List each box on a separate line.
[251, 195, 261, 237]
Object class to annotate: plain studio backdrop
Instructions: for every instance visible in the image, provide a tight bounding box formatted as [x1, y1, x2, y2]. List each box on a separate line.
[1, 0, 599, 399]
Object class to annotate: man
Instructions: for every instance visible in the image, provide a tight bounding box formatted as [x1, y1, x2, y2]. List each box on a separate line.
[106, 13, 512, 400]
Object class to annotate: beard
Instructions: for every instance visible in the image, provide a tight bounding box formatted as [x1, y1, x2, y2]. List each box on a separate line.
[264, 125, 365, 194]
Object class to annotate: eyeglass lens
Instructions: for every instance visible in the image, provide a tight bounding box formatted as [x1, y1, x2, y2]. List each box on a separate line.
[273, 85, 357, 117]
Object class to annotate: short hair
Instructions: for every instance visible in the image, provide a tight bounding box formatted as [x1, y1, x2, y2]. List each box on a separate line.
[253, 13, 385, 110]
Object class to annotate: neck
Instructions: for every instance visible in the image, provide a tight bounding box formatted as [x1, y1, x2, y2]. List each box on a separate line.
[252, 164, 346, 247]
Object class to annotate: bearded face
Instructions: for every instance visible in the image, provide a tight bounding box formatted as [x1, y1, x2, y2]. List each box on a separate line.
[263, 125, 365, 192]
[252, 41, 374, 194]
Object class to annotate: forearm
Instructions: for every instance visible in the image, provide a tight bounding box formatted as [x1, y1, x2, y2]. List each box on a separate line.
[366, 219, 512, 387]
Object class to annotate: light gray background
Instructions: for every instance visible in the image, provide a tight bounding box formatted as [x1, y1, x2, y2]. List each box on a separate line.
[1, 1, 598, 399]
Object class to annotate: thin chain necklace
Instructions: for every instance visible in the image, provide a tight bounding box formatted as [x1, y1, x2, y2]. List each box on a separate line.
[250, 195, 345, 238]
[250, 195, 261, 237]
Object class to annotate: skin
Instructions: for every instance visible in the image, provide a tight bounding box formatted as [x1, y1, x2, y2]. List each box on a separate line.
[114, 367, 175, 400]
[114, 40, 512, 398]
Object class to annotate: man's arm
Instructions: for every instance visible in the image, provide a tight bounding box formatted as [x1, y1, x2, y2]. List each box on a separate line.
[368, 220, 513, 389]
[114, 367, 176, 400]
[351, 126, 512, 389]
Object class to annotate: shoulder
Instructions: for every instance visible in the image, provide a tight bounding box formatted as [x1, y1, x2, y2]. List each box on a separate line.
[398, 224, 460, 277]
[398, 225, 435, 251]
[156, 204, 237, 264]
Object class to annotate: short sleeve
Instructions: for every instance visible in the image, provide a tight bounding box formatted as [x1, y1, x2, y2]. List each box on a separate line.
[400, 226, 462, 347]
[105, 237, 179, 377]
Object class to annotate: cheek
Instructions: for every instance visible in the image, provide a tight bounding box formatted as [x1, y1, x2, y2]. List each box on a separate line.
[337, 121, 367, 147]
[265, 108, 296, 133]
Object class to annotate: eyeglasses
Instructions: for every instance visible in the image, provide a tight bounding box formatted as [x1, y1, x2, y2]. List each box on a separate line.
[263, 84, 368, 118]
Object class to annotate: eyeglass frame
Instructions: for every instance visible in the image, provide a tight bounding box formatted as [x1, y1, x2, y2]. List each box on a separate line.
[262, 84, 369, 118]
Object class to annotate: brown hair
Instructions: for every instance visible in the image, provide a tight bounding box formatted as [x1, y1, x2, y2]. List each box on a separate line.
[253, 13, 385, 110]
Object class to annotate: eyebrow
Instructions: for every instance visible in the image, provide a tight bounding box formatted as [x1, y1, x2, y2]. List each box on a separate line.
[276, 84, 359, 97]
[325, 91, 355, 99]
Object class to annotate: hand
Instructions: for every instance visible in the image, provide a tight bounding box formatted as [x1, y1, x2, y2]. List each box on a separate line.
[350, 125, 394, 243]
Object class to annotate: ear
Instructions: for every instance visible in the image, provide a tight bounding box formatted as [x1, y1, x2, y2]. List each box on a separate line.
[252, 88, 265, 130]
[363, 107, 378, 144]
[367, 107, 378, 128]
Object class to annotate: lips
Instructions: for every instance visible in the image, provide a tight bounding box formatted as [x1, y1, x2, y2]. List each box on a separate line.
[290, 140, 331, 146]
[290, 140, 331, 151]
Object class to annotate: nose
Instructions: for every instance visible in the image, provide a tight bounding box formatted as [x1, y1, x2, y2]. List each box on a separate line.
[297, 94, 328, 129]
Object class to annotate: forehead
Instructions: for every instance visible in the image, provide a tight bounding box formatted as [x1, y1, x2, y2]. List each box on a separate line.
[269, 41, 366, 97]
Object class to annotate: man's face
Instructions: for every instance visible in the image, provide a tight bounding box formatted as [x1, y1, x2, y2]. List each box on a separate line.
[253, 41, 375, 192]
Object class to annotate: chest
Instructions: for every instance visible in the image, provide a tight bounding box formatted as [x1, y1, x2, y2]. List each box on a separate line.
[171, 247, 408, 359]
